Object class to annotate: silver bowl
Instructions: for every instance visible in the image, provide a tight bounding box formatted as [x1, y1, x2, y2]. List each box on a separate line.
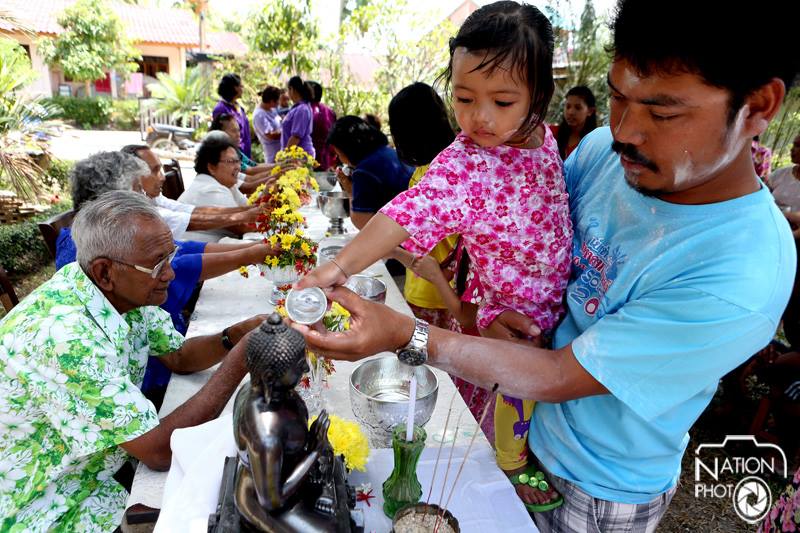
[313, 171, 337, 192]
[317, 244, 344, 265]
[349, 356, 438, 447]
[317, 191, 350, 219]
[344, 274, 386, 303]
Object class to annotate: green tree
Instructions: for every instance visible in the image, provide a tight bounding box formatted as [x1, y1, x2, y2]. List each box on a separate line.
[546, 0, 612, 124]
[762, 87, 800, 168]
[0, 38, 59, 200]
[39, 0, 140, 97]
[334, 0, 455, 122]
[248, 0, 319, 77]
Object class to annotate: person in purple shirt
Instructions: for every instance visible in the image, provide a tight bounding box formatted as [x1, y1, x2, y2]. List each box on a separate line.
[212, 73, 252, 158]
[280, 76, 315, 158]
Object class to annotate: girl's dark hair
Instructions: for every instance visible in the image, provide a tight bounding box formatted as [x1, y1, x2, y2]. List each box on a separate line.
[556, 86, 597, 159]
[209, 113, 236, 132]
[195, 134, 238, 175]
[440, 1, 554, 140]
[389, 82, 455, 166]
[217, 73, 241, 101]
[610, 0, 799, 125]
[307, 81, 323, 103]
[260, 85, 281, 103]
[327, 115, 388, 165]
[287, 75, 313, 102]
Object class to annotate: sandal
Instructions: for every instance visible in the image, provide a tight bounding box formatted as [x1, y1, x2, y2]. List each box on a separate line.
[507, 466, 564, 512]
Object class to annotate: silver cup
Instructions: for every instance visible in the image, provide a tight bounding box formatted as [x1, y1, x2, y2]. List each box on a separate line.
[349, 356, 438, 448]
[344, 274, 387, 303]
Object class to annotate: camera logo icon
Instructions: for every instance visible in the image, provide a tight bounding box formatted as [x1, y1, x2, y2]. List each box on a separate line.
[733, 476, 771, 524]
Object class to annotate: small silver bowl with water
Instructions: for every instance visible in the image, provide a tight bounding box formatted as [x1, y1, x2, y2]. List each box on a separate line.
[344, 274, 387, 303]
[349, 356, 438, 447]
[313, 171, 337, 192]
[317, 244, 343, 265]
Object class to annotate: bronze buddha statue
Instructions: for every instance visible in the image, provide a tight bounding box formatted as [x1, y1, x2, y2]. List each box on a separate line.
[209, 313, 363, 533]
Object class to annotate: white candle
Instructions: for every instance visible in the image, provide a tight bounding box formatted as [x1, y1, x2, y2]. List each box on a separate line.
[406, 375, 417, 441]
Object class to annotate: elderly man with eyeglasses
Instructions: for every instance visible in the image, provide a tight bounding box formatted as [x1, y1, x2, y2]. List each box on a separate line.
[0, 191, 266, 532]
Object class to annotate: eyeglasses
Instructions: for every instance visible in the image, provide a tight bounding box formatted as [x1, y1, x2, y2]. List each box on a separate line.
[108, 246, 180, 279]
[220, 158, 242, 165]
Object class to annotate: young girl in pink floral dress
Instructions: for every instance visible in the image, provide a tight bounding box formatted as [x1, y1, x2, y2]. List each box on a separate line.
[300, 1, 571, 510]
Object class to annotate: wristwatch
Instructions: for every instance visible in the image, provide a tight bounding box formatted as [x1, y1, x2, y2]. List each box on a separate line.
[221, 327, 235, 350]
[396, 318, 429, 366]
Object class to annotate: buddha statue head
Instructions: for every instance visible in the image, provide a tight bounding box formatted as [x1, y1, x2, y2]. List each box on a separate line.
[246, 313, 310, 391]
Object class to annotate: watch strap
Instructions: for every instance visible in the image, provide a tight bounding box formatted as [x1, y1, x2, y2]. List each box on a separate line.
[221, 327, 235, 350]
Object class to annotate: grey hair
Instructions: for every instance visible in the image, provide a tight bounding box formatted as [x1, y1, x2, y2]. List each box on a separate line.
[72, 190, 162, 271]
[70, 151, 149, 210]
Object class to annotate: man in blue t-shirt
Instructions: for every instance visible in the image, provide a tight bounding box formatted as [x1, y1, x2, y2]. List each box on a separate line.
[294, 0, 799, 530]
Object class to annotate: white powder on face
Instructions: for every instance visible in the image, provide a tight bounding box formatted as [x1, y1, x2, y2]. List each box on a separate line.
[671, 105, 748, 190]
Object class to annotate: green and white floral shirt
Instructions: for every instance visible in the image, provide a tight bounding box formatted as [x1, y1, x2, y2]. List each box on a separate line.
[0, 263, 184, 532]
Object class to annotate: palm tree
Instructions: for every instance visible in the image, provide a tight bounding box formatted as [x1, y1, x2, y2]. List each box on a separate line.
[146, 66, 212, 127]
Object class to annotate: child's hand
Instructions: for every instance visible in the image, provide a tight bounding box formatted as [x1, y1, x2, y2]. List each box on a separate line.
[481, 310, 542, 346]
[295, 261, 348, 290]
[409, 254, 444, 283]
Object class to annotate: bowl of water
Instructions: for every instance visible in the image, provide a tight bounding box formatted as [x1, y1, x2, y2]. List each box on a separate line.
[344, 274, 387, 303]
[313, 171, 337, 192]
[349, 356, 438, 447]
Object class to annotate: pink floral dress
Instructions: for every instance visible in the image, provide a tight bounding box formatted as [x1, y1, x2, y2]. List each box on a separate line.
[381, 127, 572, 331]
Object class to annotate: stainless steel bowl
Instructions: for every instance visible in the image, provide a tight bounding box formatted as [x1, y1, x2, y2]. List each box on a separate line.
[317, 244, 344, 265]
[317, 191, 351, 219]
[349, 356, 438, 447]
[313, 171, 337, 192]
[344, 274, 387, 303]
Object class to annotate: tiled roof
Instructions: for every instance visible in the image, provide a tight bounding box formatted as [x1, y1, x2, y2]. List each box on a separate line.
[0, 0, 247, 53]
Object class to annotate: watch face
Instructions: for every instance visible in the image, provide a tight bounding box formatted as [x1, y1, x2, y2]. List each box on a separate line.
[398, 349, 426, 366]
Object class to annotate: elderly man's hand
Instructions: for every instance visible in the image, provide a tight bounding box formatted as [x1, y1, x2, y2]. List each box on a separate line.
[480, 310, 543, 348]
[289, 287, 415, 361]
[228, 314, 269, 345]
[234, 206, 261, 225]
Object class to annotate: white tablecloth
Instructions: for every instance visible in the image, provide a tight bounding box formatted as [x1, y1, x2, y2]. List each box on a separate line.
[125, 196, 537, 532]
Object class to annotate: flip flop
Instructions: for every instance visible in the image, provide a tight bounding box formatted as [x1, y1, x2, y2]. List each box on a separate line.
[508, 468, 565, 513]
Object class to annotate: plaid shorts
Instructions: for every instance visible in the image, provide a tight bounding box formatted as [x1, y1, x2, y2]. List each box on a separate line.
[533, 465, 676, 533]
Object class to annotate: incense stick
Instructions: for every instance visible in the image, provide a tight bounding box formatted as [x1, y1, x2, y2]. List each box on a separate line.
[434, 384, 499, 533]
[434, 406, 470, 515]
[426, 391, 458, 504]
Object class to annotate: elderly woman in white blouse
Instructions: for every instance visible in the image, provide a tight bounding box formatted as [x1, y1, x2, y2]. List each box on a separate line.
[179, 135, 252, 242]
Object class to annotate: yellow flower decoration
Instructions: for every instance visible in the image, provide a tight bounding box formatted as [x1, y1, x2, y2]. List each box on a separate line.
[309, 414, 370, 472]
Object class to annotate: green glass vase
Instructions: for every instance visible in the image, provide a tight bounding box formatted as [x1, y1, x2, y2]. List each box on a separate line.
[382, 424, 426, 519]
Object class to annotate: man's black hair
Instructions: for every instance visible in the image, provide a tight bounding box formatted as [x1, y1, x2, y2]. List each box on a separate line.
[610, 0, 799, 123]
[327, 116, 388, 165]
[389, 82, 455, 166]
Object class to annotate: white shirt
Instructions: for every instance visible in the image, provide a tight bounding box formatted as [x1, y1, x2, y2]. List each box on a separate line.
[177, 173, 248, 242]
[770, 166, 800, 212]
[153, 194, 195, 239]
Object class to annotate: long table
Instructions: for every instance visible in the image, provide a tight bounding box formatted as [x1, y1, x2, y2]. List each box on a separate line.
[123, 196, 537, 532]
